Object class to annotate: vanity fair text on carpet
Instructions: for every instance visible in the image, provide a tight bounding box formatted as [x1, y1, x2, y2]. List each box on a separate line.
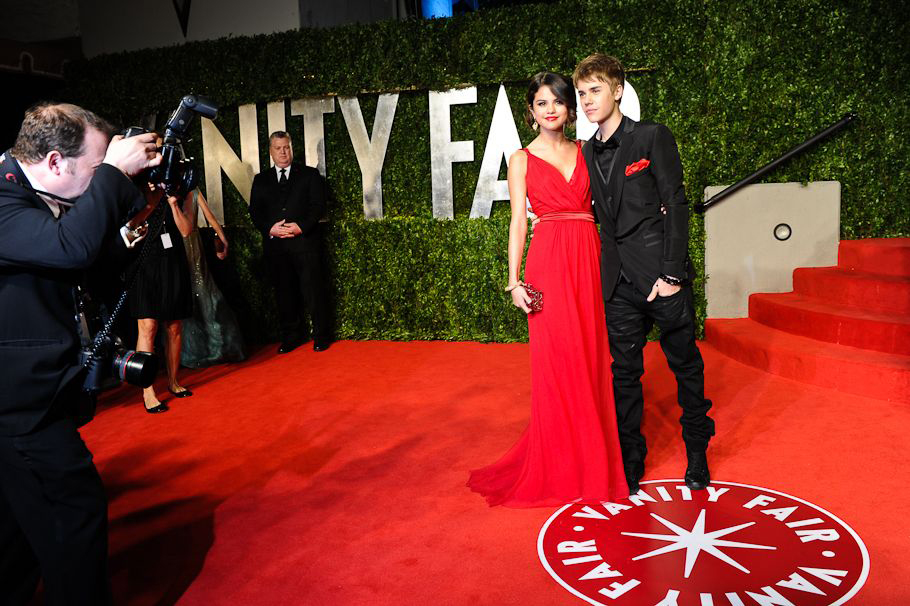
[538, 481, 867, 606]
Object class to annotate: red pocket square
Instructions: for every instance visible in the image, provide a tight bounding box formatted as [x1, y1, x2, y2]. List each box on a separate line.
[625, 158, 650, 176]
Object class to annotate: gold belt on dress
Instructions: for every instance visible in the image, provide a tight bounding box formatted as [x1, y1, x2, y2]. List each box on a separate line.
[537, 210, 595, 223]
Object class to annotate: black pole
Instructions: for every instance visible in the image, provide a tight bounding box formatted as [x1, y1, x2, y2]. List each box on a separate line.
[697, 112, 857, 213]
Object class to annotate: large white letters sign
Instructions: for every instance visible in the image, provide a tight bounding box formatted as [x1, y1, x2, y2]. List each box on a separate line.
[470, 84, 522, 218]
[339, 93, 399, 220]
[201, 81, 640, 223]
[290, 96, 335, 177]
[428, 87, 476, 220]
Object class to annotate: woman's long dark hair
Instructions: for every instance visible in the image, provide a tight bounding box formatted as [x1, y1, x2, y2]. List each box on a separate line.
[525, 72, 577, 129]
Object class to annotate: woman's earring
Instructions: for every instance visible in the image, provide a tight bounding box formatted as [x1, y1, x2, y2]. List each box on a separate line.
[532, 120, 539, 131]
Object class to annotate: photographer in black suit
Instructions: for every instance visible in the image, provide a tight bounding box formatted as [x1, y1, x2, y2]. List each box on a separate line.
[0, 102, 160, 605]
[249, 131, 331, 353]
[574, 54, 715, 494]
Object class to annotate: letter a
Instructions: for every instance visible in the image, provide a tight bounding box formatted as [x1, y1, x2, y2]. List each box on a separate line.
[470, 84, 521, 218]
[798, 567, 848, 587]
[776, 572, 825, 596]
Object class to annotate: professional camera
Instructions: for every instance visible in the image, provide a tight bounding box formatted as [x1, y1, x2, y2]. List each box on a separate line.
[77, 286, 157, 395]
[80, 335, 158, 391]
[124, 94, 218, 198]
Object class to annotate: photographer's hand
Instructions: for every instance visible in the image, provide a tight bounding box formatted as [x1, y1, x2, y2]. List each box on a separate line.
[103, 133, 162, 177]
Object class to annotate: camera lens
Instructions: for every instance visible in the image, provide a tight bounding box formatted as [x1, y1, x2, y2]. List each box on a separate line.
[112, 349, 158, 388]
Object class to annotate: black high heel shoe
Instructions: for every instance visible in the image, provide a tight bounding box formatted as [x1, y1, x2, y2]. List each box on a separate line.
[145, 402, 169, 414]
[168, 387, 193, 398]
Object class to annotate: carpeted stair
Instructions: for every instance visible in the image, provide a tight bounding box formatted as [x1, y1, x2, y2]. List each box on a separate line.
[706, 238, 910, 403]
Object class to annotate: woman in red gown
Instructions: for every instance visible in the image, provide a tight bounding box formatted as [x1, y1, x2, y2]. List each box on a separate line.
[468, 72, 628, 507]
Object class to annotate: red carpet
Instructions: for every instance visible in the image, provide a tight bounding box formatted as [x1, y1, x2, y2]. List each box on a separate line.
[61, 337, 910, 604]
[707, 239, 910, 403]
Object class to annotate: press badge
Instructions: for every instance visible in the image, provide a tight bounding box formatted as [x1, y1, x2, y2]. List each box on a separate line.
[161, 233, 173, 249]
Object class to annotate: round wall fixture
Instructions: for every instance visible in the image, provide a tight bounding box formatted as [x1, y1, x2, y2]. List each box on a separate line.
[773, 223, 792, 241]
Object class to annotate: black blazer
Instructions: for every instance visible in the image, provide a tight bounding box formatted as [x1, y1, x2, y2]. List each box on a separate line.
[249, 162, 327, 254]
[583, 118, 691, 300]
[0, 151, 143, 436]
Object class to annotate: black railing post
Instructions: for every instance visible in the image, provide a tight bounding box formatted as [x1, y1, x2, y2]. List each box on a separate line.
[696, 112, 857, 213]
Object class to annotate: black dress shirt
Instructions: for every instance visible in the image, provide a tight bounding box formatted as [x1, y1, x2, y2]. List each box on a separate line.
[591, 115, 629, 189]
[591, 116, 631, 282]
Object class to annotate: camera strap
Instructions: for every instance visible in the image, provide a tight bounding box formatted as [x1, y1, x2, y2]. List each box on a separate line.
[82, 193, 169, 373]
[1, 154, 77, 207]
[14, 182, 76, 207]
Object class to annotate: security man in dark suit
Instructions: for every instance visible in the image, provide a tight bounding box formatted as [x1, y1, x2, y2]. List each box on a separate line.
[575, 54, 715, 494]
[249, 131, 331, 353]
[0, 102, 161, 605]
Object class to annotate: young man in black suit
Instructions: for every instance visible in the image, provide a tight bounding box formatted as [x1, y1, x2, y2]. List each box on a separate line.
[249, 131, 331, 353]
[0, 102, 161, 605]
[574, 54, 715, 493]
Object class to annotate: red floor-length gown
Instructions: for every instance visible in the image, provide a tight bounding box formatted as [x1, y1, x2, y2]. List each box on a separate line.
[468, 141, 628, 507]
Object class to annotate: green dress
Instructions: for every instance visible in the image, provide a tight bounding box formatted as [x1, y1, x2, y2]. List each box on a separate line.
[180, 191, 246, 368]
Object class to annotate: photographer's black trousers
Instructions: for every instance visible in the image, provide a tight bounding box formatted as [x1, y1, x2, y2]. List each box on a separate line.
[605, 279, 716, 467]
[0, 417, 111, 606]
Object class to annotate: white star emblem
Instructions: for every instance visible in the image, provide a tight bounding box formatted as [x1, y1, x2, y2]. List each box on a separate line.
[621, 509, 776, 578]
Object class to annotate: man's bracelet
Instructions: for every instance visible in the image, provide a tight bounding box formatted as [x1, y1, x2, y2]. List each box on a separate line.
[659, 274, 683, 286]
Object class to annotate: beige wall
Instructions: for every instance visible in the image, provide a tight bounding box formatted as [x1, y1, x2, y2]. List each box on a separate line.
[704, 181, 840, 318]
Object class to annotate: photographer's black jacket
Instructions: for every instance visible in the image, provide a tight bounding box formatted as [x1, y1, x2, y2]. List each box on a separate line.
[0, 151, 143, 436]
[249, 162, 326, 253]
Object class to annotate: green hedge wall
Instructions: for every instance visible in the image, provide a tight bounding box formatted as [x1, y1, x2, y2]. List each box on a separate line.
[64, 0, 909, 343]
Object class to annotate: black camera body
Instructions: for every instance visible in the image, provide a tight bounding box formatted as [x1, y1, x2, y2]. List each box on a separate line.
[79, 335, 158, 392]
[77, 286, 157, 395]
[125, 94, 218, 198]
[76, 294, 156, 426]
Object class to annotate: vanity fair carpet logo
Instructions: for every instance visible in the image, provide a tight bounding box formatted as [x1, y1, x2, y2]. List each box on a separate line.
[538, 481, 869, 606]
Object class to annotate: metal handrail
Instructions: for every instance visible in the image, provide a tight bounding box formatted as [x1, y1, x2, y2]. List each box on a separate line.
[696, 112, 858, 213]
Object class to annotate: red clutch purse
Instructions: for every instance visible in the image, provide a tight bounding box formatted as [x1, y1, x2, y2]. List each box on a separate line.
[523, 283, 543, 312]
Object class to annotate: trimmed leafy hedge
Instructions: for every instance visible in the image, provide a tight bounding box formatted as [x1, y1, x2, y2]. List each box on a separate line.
[64, 0, 909, 342]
